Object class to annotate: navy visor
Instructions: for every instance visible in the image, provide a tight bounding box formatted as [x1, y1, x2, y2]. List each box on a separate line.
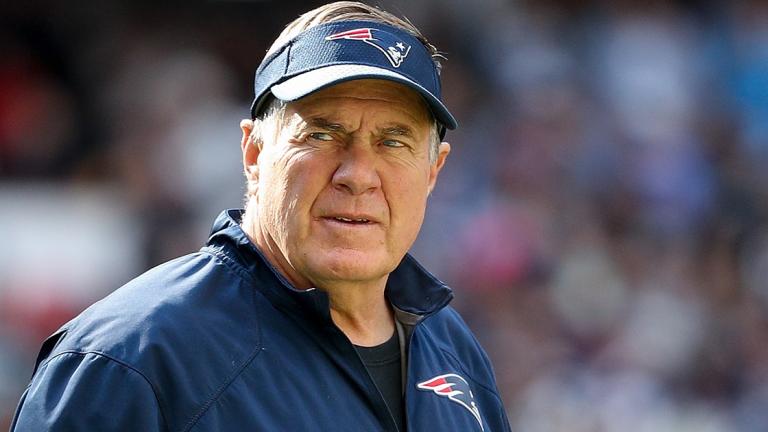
[250, 20, 457, 134]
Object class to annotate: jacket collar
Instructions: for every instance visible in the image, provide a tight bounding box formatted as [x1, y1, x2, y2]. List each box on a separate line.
[206, 209, 453, 324]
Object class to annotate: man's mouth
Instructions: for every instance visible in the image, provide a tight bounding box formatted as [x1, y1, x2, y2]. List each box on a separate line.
[331, 216, 372, 224]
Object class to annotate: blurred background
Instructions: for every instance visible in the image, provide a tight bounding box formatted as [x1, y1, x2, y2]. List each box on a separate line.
[2, 0, 768, 430]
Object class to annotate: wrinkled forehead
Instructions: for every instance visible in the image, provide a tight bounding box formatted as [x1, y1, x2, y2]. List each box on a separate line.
[287, 79, 434, 127]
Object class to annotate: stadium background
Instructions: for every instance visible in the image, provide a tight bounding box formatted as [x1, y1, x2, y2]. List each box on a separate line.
[2, 0, 768, 430]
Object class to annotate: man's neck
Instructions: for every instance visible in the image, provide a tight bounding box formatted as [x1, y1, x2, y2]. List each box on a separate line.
[327, 285, 395, 347]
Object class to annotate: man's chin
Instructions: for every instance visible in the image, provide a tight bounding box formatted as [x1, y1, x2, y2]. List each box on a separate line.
[307, 252, 395, 287]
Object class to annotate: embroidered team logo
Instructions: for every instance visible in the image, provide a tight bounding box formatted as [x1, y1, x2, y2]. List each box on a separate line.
[325, 28, 411, 68]
[417, 373, 484, 431]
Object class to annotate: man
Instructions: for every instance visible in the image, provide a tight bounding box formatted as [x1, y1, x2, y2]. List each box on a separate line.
[11, 2, 511, 431]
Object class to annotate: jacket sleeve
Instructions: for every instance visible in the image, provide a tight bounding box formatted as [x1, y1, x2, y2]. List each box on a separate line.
[10, 351, 167, 431]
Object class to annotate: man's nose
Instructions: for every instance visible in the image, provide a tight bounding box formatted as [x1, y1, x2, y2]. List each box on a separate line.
[331, 143, 382, 195]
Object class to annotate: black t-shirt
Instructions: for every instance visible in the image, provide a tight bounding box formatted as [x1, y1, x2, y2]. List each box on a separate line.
[355, 332, 403, 431]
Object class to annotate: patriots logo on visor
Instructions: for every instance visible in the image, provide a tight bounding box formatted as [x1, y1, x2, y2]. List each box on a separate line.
[417, 373, 484, 431]
[326, 28, 411, 68]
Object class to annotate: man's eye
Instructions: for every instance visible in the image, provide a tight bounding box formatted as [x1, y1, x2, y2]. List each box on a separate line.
[382, 139, 406, 148]
[309, 132, 334, 141]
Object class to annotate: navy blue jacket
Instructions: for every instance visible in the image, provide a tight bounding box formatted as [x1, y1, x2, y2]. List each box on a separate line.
[11, 210, 510, 431]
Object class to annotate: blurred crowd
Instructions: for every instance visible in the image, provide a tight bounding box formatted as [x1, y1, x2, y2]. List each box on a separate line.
[2, 0, 768, 430]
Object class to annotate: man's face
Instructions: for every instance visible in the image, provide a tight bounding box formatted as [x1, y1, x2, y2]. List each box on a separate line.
[246, 79, 449, 289]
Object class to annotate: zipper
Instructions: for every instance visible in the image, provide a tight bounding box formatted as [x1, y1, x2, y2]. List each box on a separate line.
[394, 309, 422, 432]
[394, 298, 451, 432]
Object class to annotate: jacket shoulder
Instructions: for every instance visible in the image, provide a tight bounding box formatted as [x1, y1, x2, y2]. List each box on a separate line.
[33, 250, 263, 430]
[13, 351, 167, 431]
[54, 251, 259, 356]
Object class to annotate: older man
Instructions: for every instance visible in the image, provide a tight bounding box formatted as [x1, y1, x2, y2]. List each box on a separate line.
[11, 2, 510, 431]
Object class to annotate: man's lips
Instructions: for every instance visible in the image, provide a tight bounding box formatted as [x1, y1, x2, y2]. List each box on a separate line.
[317, 213, 381, 225]
[329, 216, 371, 224]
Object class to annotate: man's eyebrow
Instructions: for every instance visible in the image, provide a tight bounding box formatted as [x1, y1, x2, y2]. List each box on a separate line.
[309, 118, 347, 133]
[306, 118, 417, 138]
[380, 124, 416, 138]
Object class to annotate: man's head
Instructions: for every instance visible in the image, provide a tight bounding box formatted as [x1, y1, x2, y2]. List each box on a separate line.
[240, 1, 454, 291]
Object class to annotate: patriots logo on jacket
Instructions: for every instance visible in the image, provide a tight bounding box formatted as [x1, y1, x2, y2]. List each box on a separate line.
[326, 28, 411, 68]
[417, 373, 484, 431]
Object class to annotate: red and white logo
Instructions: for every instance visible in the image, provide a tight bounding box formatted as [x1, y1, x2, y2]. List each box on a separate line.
[325, 28, 411, 68]
[417, 373, 484, 431]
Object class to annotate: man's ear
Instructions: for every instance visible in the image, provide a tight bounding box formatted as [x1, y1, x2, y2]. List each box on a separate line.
[241, 119, 261, 182]
[427, 142, 451, 194]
